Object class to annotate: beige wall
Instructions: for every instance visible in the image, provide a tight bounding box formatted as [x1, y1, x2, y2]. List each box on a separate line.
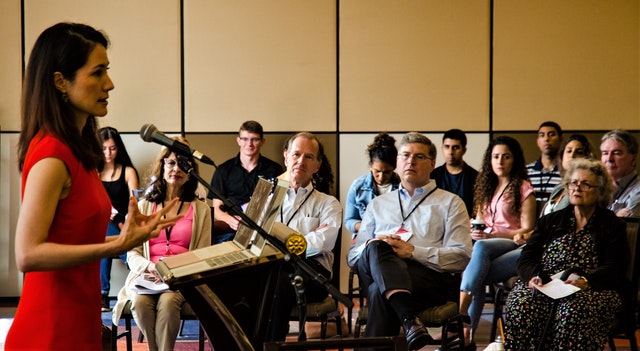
[1, 0, 639, 297]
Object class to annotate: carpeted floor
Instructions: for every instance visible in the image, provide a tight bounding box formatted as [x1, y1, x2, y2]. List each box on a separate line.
[0, 301, 638, 350]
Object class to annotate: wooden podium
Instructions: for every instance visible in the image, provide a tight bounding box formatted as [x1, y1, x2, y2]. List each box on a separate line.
[157, 254, 284, 351]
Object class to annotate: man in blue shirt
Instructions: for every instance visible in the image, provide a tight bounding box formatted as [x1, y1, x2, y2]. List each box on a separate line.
[348, 132, 472, 350]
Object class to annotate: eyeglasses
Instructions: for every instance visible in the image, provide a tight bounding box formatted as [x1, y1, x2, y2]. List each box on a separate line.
[239, 137, 262, 144]
[164, 158, 179, 169]
[567, 180, 599, 191]
[398, 152, 431, 162]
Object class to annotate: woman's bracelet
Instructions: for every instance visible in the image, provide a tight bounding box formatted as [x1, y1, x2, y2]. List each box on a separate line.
[579, 276, 589, 287]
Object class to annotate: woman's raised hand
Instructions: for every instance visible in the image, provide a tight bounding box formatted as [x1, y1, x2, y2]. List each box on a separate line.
[117, 197, 183, 252]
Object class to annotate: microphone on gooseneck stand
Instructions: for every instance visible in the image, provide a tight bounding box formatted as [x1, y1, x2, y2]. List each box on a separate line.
[139, 124, 216, 166]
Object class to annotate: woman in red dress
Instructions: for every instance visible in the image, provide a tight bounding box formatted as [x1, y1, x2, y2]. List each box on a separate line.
[5, 22, 179, 350]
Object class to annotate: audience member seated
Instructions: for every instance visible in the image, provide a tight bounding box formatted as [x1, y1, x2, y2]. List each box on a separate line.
[347, 132, 472, 351]
[112, 137, 212, 351]
[431, 128, 478, 217]
[98, 126, 140, 312]
[504, 158, 628, 350]
[539, 134, 592, 216]
[207, 120, 283, 243]
[526, 121, 563, 204]
[344, 132, 400, 239]
[458, 136, 536, 349]
[600, 129, 640, 218]
[265, 132, 342, 342]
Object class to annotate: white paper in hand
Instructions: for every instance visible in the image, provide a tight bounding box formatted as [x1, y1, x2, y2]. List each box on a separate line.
[131, 273, 171, 294]
[375, 227, 413, 241]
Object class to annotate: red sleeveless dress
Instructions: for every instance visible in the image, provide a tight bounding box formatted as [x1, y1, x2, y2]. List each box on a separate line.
[5, 132, 111, 350]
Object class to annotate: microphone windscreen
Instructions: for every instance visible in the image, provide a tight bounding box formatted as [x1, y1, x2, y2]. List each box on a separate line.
[140, 124, 157, 142]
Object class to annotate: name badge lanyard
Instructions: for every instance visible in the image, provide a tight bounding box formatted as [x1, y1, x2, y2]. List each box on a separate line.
[398, 187, 437, 228]
[281, 188, 315, 226]
[162, 200, 185, 255]
[613, 174, 639, 204]
[489, 180, 512, 233]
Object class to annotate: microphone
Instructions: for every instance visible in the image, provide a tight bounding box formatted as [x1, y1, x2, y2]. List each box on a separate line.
[139, 124, 215, 166]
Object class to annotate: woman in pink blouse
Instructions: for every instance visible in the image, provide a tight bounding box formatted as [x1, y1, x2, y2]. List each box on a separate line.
[112, 137, 211, 351]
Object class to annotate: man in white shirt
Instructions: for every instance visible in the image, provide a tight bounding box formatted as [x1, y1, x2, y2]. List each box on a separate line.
[601, 129, 640, 218]
[266, 132, 343, 342]
[347, 132, 472, 350]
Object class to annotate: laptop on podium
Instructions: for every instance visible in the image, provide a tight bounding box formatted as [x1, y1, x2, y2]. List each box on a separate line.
[156, 177, 288, 283]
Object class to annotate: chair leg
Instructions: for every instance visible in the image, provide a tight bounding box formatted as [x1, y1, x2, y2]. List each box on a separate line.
[320, 318, 327, 339]
[198, 324, 205, 351]
[490, 288, 505, 342]
[125, 317, 133, 351]
[609, 337, 617, 351]
[111, 323, 118, 351]
[629, 331, 638, 351]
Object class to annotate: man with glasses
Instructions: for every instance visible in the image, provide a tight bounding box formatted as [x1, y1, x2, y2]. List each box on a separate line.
[207, 120, 283, 243]
[600, 129, 640, 217]
[347, 132, 472, 350]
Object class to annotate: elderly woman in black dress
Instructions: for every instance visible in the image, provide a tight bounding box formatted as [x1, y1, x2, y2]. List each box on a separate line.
[504, 158, 629, 350]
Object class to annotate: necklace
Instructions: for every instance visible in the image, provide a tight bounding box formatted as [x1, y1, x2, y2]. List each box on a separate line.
[162, 200, 185, 256]
[489, 179, 512, 232]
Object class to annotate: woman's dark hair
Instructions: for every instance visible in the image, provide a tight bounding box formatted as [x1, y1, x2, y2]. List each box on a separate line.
[98, 127, 138, 177]
[473, 136, 528, 218]
[18, 22, 110, 171]
[367, 133, 397, 169]
[145, 137, 200, 203]
[313, 153, 335, 195]
[560, 134, 592, 161]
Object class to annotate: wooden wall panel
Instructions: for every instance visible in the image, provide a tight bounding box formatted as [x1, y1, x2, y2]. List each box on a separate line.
[493, 0, 640, 131]
[184, 0, 337, 132]
[339, 0, 491, 132]
[24, 0, 182, 133]
[0, 0, 22, 132]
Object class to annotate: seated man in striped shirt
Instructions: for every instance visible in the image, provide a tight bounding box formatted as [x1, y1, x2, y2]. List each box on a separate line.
[526, 121, 563, 207]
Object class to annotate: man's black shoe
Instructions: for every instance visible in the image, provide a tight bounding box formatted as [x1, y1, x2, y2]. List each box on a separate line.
[402, 316, 433, 350]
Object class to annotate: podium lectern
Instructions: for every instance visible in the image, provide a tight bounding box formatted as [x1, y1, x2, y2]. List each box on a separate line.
[157, 254, 283, 351]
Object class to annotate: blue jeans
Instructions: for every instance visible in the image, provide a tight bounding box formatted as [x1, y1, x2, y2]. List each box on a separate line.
[100, 221, 127, 295]
[460, 238, 521, 331]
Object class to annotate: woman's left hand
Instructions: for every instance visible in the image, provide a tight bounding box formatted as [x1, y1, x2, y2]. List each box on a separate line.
[567, 276, 590, 290]
[470, 229, 489, 241]
[513, 230, 532, 246]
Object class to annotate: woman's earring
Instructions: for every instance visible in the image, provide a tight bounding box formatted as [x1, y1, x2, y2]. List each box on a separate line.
[62, 92, 69, 103]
